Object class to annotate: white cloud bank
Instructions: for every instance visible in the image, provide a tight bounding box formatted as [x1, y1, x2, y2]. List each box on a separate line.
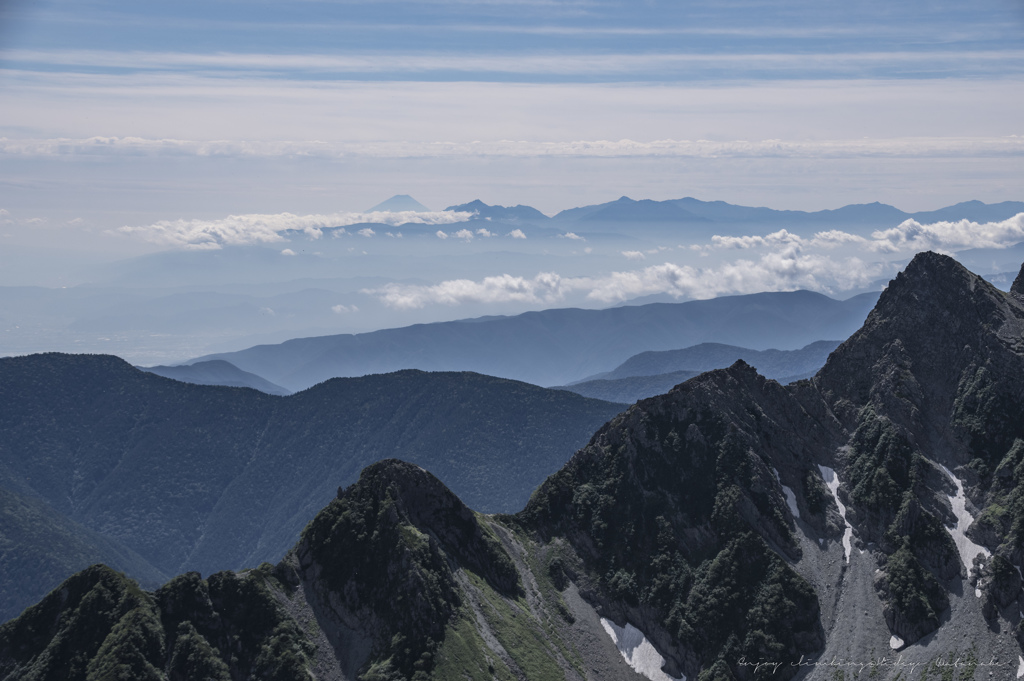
[704, 215, 1024, 256]
[368, 272, 567, 309]
[116, 209, 473, 248]
[363, 247, 885, 309]
[871, 214, 1024, 253]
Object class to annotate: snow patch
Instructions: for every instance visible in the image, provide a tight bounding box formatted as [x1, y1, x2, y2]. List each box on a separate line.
[818, 465, 854, 562]
[938, 464, 990, 591]
[773, 467, 800, 519]
[601, 618, 684, 681]
[889, 635, 904, 650]
[1018, 655, 1024, 679]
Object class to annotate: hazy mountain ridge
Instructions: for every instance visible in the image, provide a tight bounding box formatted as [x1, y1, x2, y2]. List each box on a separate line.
[193, 290, 879, 391]
[3, 252, 1024, 681]
[553, 369, 703, 404]
[549, 196, 1024, 227]
[0, 360, 622, 623]
[444, 200, 550, 222]
[6, 197, 1019, 370]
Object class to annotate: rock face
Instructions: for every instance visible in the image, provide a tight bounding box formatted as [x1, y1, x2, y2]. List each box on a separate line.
[3, 252, 1024, 681]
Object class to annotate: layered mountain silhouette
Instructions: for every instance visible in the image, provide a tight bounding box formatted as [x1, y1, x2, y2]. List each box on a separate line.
[444, 200, 550, 222]
[191, 290, 878, 391]
[560, 341, 841, 402]
[550, 196, 1024, 227]
[4, 252, 1024, 681]
[0, 362, 621, 623]
[140, 359, 292, 395]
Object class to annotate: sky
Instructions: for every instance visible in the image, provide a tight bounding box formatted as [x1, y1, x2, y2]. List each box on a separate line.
[1, 0, 1024, 362]
[3, 0, 1023, 226]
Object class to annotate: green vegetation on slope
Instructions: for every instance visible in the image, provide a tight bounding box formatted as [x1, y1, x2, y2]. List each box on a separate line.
[299, 460, 522, 680]
[0, 354, 621, 622]
[0, 487, 167, 625]
[0, 565, 312, 681]
[521, 389, 821, 679]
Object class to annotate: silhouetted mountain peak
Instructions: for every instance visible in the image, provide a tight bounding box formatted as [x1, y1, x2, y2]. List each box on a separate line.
[366, 194, 429, 212]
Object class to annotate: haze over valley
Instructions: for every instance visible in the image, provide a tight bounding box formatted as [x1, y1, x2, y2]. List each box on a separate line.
[2, 0, 1024, 679]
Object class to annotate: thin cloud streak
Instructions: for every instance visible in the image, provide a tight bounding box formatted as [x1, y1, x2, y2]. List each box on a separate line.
[4, 74, 1019, 147]
[7, 48, 1024, 77]
[6, 135, 1022, 160]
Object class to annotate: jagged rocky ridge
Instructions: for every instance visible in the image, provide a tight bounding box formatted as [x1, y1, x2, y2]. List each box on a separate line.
[3, 251, 1024, 681]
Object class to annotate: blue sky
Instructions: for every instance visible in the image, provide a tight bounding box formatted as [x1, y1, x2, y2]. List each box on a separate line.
[0, 0, 1023, 272]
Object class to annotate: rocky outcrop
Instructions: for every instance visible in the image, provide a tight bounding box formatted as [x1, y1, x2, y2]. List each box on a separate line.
[979, 554, 1023, 622]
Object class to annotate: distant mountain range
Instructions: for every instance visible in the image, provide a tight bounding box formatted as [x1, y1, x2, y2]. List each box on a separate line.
[594, 339, 842, 381]
[0, 358, 621, 622]
[444, 199, 549, 222]
[189, 290, 879, 391]
[447, 196, 1024, 228]
[554, 369, 702, 403]
[558, 340, 841, 402]
[5, 252, 1024, 681]
[369, 195, 1024, 233]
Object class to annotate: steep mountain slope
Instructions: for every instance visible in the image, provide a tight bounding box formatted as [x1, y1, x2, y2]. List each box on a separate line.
[139, 359, 292, 395]
[0, 487, 168, 625]
[4, 252, 1024, 681]
[192, 291, 878, 391]
[0, 359, 621, 622]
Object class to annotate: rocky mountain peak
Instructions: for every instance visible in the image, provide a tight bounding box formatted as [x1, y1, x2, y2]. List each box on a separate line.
[815, 252, 1024, 429]
[1012, 261, 1024, 298]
